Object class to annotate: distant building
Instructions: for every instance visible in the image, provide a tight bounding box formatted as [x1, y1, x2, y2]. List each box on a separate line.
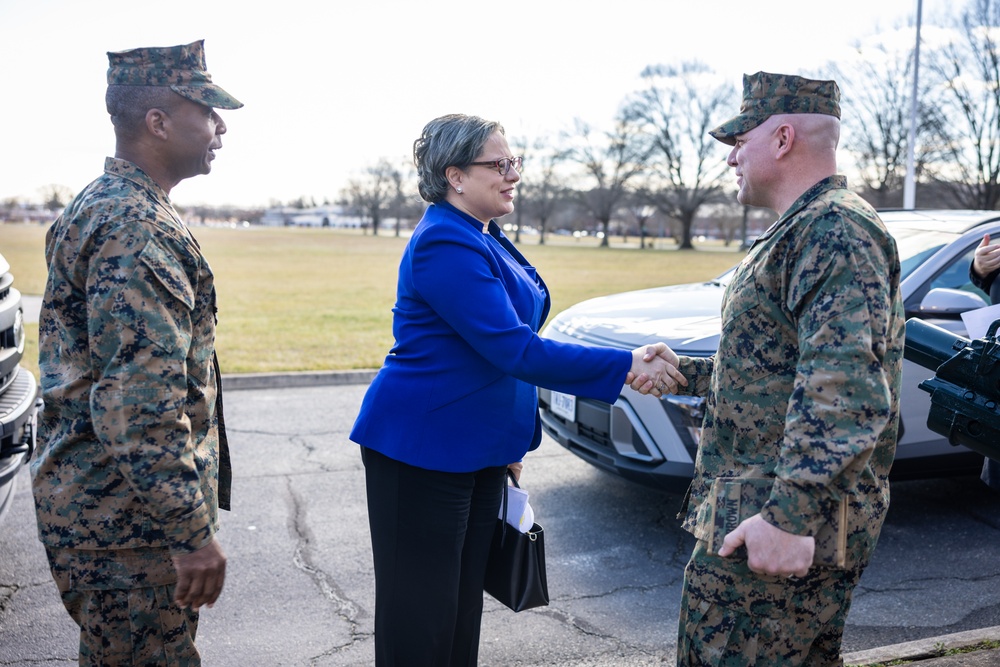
[0, 205, 59, 225]
[260, 205, 364, 228]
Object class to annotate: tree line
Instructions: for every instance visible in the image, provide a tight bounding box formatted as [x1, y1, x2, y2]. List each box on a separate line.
[340, 0, 1000, 249]
[8, 0, 999, 249]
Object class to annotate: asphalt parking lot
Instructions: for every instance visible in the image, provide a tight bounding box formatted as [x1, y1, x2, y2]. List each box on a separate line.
[2, 380, 1000, 666]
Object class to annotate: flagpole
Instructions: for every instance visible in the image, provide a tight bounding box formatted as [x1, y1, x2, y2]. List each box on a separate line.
[904, 0, 924, 209]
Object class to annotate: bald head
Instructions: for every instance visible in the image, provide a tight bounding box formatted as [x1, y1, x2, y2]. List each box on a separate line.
[781, 113, 840, 154]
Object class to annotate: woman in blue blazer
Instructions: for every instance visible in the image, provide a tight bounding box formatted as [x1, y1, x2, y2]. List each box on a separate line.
[350, 114, 683, 666]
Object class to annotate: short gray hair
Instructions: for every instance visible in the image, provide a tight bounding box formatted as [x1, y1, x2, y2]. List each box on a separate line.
[105, 85, 179, 139]
[413, 114, 504, 203]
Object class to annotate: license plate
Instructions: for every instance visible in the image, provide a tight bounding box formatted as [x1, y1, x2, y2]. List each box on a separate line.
[550, 391, 576, 421]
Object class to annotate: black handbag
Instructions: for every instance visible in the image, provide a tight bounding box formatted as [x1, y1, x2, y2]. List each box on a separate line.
[483, 470, 549, 612]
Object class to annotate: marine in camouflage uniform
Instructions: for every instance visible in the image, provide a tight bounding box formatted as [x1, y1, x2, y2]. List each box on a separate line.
[672, 72, 905, 666]
[32, 40, 241, 667]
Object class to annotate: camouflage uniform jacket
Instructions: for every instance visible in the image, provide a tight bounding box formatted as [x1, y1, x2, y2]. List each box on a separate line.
[33, 157, 229, 556]
[677, 176, 904, 567]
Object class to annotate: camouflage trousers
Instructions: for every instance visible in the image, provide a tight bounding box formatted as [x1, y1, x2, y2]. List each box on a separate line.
[45, 546, 200, 667]
[676, 541, 863, 667]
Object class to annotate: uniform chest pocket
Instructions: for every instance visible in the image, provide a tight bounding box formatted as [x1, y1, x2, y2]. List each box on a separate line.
[718, 278, 792, 390]
[721, 276, 761, 332]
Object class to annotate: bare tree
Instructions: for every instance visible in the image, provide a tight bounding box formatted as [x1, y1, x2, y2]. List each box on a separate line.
[38, 184, 74, 210]
[561, 118, 649, 247]
[927, 0, 1000, 209]
[834, 35, 950, 208]
[343, 158, 400, 236]
[390, 167, 405, 237]
[622, 190, 656, 249]
[0, 196, 23, 223]
[621, 62, 734, 249]
[387, 159, 418, 237]
[518, 141, 567, 246]
[287, 196, 314, 210]
[502, 135, 529, 243]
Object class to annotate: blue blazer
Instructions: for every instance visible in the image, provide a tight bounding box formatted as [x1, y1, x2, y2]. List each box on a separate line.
[350, 202, 632, 472]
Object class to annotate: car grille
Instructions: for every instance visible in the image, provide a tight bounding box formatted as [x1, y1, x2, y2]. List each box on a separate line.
[549, 395, 615, 450]
[540, 392, 700, 462]
[0, 272, 12, 302]
[0, 367, 36, 431]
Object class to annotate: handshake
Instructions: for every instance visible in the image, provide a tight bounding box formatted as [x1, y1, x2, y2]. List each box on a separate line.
[625, 343, 687, 397]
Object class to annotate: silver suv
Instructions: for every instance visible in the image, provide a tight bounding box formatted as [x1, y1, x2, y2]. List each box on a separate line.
[539, 210, 1000, 493]
[0, 251, 39, 522]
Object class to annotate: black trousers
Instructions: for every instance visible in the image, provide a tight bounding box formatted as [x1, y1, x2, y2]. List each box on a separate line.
[361, 447, 507, 667]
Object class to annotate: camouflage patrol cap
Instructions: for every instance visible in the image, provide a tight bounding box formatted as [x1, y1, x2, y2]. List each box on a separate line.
[106, 39, 243, 110]
[709, 71, 840, 145]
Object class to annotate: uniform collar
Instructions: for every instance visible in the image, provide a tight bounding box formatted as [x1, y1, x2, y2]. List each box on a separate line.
[103, 157, 172, 203]
[754, 175, 847, 245]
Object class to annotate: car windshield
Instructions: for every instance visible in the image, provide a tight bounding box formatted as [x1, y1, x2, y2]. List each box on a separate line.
[708, 225, 965, 288]
[890, 227, 957, 281]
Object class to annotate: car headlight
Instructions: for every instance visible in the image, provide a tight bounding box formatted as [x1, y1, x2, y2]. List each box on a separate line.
[665, 395, 705, 446]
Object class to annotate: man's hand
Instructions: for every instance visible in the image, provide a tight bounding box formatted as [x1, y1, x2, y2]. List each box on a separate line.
[718, 514, 814, 578]
[625, 343, 687, 397]
[172, 538, 227, 610]
[973, 233, 1000, 279]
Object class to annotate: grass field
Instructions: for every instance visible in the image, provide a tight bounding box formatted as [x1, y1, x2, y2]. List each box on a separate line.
[0, 222, 743, 377]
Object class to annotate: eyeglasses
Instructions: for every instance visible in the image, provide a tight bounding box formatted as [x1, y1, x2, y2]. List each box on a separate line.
[468, 156, 523, 176]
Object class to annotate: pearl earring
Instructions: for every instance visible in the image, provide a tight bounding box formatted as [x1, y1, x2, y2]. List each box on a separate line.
[457, 186, 463, 194]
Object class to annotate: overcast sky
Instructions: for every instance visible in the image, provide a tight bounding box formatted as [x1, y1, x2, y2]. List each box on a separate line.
[0, 0, 951, 209]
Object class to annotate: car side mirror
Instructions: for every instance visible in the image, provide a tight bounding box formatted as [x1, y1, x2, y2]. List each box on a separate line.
[918, 287, 989, 315]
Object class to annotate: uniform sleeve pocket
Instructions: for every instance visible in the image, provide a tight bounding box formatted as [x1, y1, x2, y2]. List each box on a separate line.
[111, 240, 194, 355]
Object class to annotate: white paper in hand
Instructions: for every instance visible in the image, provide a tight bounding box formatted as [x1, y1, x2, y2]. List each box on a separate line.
[961, 303, 1000, 340]
[499, 483, 534, 533]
